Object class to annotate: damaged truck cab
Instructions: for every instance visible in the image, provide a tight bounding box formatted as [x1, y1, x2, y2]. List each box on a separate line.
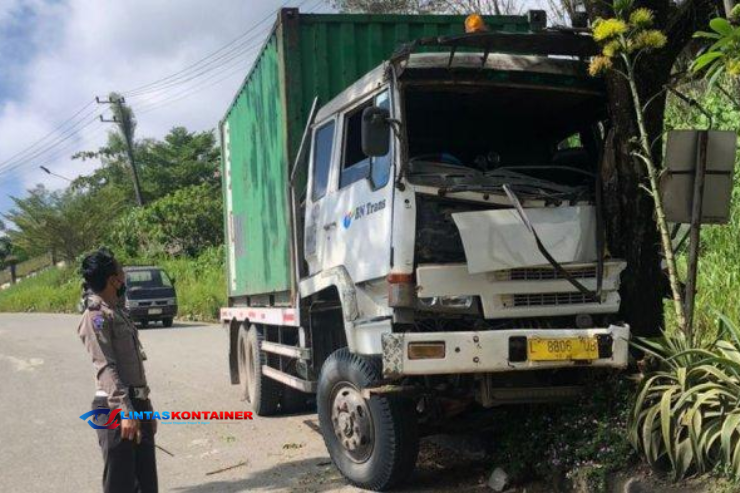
[221, 9, 630, 491]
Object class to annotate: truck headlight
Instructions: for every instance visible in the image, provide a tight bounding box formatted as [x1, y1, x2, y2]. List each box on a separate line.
[419, 297, 438, 307]
[439, 295, 474, 309]
[418, 296, 474, 309]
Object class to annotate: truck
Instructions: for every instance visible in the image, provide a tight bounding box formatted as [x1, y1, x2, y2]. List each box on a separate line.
[220, 8, 630, 491]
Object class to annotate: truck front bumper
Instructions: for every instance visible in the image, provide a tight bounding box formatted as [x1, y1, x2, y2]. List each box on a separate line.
[381, 324, 630, 378]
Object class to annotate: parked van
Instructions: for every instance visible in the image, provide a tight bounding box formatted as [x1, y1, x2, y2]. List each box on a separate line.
[123, 266, 178, 328]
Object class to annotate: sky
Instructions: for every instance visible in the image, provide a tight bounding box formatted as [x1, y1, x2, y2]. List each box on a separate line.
[0, 0, 331, 221]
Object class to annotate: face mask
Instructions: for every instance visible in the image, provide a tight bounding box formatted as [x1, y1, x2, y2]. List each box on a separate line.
[116, 279, 127, 298]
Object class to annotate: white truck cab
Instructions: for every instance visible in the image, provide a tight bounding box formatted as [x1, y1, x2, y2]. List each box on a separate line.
[299, 53, 629, 373]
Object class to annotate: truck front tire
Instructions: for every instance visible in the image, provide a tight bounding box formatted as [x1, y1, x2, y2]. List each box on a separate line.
[238, 325, 281, 416]
[317, 348, 419, 491]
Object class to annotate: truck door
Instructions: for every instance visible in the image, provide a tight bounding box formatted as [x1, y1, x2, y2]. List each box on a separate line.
[315, 91, 394, 283]
[304, 118, 337, 274]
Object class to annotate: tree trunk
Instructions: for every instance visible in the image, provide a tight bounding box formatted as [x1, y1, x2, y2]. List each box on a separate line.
[600, 66, 670, 336]
[587, 0, 715, 336]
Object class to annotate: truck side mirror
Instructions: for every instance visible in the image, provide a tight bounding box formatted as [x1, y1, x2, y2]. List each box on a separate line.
[362, 106, 390, 158]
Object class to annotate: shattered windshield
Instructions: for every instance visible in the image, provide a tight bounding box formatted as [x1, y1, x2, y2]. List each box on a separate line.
[404, 83, 607, 201]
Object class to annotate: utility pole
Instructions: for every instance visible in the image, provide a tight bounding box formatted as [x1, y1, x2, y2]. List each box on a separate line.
[97, 95, 144, 206]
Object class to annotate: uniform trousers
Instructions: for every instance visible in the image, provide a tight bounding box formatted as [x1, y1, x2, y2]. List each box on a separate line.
[91, 396, 158, 493]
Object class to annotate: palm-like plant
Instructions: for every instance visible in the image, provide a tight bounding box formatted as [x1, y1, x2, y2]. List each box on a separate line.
[630, 315, 740, 479]
[692, 10, 740, 86]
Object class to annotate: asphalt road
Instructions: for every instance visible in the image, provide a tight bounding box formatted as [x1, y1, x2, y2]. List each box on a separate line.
[0, 314, 492, 493]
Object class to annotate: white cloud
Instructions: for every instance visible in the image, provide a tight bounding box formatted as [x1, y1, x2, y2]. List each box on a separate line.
[0, 0, 292, 211]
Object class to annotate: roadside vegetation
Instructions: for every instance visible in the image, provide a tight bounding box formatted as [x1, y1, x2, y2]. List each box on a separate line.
[0, 97, 226, 321]
[0, 246, 225, 321]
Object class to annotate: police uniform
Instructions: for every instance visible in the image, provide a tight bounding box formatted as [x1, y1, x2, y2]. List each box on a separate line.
[78, 294, 158, 493]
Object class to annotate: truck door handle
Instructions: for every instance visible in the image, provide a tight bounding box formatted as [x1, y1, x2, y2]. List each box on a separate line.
[323, 222, 337, 231]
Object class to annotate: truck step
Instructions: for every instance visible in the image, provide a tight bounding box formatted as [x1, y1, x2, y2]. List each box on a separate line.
[261, 341, 311, 360]
[262, 366, 317, 393]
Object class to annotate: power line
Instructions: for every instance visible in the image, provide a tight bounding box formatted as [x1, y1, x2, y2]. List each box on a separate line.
[0, 1, 326, 181]
[122, 0, 310, 97]
[126, 27, 270, 103]
[131, 0, 326, 112]
[0, 111, 100, 175]
[0, 100, 94, 170]
[0, 118, 104, 177]
[124, 25, 272, 99]
[133, 48, 259, 111]
[138, 61, 254, 115]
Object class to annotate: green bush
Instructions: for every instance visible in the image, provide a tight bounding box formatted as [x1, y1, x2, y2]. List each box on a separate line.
[108, 183, 223, 257]
[630, 315, 740, 480]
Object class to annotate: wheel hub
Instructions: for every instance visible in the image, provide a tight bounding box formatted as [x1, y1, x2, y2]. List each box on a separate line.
[331, 383, 374, 463]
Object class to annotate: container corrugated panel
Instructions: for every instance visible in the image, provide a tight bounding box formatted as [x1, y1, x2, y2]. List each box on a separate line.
[222, 9, 529, 299]
[223, 34, 292, 297]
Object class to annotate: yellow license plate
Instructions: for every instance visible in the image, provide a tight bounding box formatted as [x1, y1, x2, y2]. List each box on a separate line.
[528, 337, 599, 361]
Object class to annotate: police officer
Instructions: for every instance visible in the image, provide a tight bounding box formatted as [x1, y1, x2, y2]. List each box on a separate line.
[78, 248, 158, 493]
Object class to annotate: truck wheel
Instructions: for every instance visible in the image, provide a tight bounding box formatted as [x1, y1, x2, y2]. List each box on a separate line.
[238, 325, 280, 416]
[140, 320, 149, 329]
[318, 348, 419, 491]
[162, 318, 173, 328]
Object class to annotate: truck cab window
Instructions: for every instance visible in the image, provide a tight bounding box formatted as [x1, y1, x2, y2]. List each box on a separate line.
[370, 92, 392, 189]
[311, 120, 335, 201]
[340, 103, 372, 188]
[341, 91, 392, 190]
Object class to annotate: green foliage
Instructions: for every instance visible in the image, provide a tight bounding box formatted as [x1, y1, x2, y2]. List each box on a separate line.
[138, 127, 221, 198]
[488, 378, 635, 492]
[108, 183, 222, 257]
[331, 0, 448, 13]
[0, 247, 226, 321]
[692, 17, 740, 85]
[331, 0, 521, 15]
[3, 185, 125, 262]
[629, 316, 740, 480]
[74, 126, 220, 205]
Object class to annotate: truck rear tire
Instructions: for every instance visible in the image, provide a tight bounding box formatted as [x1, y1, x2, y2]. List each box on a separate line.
[317, 348, 419, 491]
[238, 325, 280, 416]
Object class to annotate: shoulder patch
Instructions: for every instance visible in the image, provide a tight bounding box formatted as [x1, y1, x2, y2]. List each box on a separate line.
[92, 314, 105, 331]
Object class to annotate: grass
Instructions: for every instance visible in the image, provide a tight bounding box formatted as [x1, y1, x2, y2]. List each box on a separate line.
[0, 265, 79, 313]
[0, 247, 227, 322]
[0, 253, 54, 285]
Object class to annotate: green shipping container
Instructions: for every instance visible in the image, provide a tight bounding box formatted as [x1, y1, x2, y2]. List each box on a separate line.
[221, 8, 529, 299]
